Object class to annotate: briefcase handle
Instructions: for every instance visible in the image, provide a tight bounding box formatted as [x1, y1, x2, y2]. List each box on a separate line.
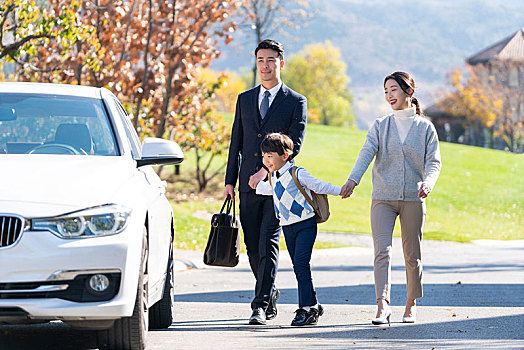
[220, 195, 236, 217]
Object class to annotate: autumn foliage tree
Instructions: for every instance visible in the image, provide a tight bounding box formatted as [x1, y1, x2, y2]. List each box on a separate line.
[0, 0, 101, 76]
[175, 72, 231, 191]
[282, 41, 354, 127]
[439, 68, 522, 150]
[16, 0, 239, 134]
[4, 0, 242, 190]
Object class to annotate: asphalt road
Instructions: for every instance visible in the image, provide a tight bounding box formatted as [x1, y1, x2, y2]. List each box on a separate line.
[1, 233, 523, 349]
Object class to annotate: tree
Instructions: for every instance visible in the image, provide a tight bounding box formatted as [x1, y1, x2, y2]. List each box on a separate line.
[0, 0, 101, 76]
[176, 72, 231, 191]
[14, 0, 239, 140]
[236, 0, 310, 87]
[8, 0, 242, 189]
[282, 41, 355, 127]
[439, 69, 503, 148]
[472, 61, 523, 153]
[199, 68, 247, 114]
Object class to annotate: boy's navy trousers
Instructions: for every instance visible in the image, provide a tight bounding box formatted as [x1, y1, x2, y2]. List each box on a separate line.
[282, 216, 318, 308]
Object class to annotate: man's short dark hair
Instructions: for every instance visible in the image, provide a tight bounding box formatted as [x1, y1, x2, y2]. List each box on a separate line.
[255, 39, 284, 60]
[261, 132, 294, 156]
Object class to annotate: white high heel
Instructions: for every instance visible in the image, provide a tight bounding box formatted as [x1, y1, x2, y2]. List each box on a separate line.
[402, 304, 417, 323]
[372, 306, 392, 326]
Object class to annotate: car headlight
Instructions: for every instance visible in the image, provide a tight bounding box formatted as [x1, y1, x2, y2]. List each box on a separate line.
[31, 204, 132, 238]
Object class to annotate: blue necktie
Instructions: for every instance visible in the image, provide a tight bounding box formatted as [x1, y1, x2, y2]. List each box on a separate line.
[260, 90, 270, 119]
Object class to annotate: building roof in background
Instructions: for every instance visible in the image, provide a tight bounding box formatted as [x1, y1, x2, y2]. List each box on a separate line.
[467, 28, 524, 65]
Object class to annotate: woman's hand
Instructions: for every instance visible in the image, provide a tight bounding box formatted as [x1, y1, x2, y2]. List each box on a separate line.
[417, 183, 431, 198]
[340, 179, 357, 199]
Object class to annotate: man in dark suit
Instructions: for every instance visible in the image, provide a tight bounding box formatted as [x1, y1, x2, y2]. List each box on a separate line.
[224, 39, 307, 325]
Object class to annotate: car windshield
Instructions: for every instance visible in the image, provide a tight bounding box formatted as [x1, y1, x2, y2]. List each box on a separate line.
[0, 93, 119, 156]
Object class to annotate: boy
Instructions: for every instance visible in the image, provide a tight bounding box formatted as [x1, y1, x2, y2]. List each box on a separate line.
[256, 133, 342, 326]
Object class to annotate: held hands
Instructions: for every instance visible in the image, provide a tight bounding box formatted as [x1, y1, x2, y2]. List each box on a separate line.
[417, 183, 431, 198]
[248, 168, 268, 189]
[340, 179, 357, 199]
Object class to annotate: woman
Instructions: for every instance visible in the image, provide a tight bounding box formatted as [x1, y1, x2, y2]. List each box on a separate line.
[340, 72, 441, 325]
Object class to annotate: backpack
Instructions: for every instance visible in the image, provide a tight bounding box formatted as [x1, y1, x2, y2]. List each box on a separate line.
[291, 166, 330, 223]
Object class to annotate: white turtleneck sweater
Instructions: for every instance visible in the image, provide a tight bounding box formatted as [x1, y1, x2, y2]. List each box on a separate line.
[393, 106, 416, 143]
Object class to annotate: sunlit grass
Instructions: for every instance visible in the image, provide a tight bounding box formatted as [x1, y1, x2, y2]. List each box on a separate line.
[168, 123, 523, 244]
[171, 200, 351, 251]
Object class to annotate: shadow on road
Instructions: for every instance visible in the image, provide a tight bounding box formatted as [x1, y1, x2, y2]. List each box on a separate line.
[165, 314, 524, 342]
[231, 262, 524, 274]
[0, 322, 97, 350]
[175, 283, 524, 307]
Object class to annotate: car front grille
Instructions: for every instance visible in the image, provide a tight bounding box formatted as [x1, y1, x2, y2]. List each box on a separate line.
[0, 216, 24, 248]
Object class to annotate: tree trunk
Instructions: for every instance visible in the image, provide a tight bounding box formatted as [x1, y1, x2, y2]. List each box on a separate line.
[251, 20, 262, 87]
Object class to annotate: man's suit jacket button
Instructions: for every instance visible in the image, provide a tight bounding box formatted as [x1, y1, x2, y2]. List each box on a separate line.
[254, 152, 258, 157]
[257, 133, 262, 138]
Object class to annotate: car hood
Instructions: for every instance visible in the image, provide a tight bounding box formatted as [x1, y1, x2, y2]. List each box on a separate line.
[0, 155, 138, 217]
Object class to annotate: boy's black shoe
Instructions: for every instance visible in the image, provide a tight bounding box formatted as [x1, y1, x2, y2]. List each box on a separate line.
[306, 304, 324, 325]
[291, 308, 309, 326]
[291, 305, 324, 326]
[266, 289, 280, 320]
[249, 307, 266, 325]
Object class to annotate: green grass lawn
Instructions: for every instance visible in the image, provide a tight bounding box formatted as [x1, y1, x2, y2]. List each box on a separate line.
[171, 200, 350, 251]
[296, 124, 523, 242]
[168, 123, 523, 246]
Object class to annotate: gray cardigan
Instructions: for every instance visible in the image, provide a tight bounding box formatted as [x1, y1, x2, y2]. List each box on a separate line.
[348, 114, 441, 202]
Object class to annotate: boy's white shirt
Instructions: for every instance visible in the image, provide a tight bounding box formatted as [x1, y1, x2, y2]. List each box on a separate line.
[256, 161, 341, 197]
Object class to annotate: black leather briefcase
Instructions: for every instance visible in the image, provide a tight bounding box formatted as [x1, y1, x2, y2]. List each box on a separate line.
[203, 196, 240, 267]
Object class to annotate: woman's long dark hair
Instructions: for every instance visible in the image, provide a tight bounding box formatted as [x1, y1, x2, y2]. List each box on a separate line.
[384, 72, 423, 116]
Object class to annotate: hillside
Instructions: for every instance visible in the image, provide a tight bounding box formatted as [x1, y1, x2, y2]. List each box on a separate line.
[212, 0, 524, 124]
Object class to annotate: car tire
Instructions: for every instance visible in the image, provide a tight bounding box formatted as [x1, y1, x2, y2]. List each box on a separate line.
[149, 234, 175, 329]
[97, 233, 149, 350]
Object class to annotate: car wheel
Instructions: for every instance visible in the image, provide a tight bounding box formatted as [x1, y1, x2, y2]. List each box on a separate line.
[97, 232, 149, 350]
[149, 234, 175, 329]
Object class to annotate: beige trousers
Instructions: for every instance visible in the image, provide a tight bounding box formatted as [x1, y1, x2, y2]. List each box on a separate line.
[370, 200, 425, 303]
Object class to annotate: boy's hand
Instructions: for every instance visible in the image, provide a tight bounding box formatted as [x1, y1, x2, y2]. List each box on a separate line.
[248, 168, 268, 189]
[340, 179, 357, 199]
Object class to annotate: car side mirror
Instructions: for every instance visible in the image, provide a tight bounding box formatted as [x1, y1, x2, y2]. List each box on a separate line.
[136, 138, 184, 167]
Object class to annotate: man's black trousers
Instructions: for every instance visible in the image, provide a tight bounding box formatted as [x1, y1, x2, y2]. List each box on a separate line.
[239, 190, 280, 310]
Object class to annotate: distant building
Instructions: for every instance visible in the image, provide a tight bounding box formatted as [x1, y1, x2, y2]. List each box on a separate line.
[427, 28, 524, 152]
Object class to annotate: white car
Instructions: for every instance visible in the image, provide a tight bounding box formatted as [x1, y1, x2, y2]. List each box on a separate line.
[0, 82, 183, 349]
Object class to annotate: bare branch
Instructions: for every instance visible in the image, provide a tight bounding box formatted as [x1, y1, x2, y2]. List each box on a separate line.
[116, 0, 138, 72]
[12, 55, 62, 73]
[0, 33, 51, 60]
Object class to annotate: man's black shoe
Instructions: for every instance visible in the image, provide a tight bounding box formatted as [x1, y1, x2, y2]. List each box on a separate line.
[290, 308, 309, 326]
[249, 307, 266, 325]
[266, 289, 280, 320]
[305, 304, 324, 325]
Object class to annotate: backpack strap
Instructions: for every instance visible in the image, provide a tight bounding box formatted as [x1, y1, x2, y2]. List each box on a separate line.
[268, 172, 273, 186]
[291, 166, 317, 211]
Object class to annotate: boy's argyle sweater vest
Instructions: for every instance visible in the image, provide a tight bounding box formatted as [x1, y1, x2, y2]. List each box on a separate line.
[271, 167, 316, 226]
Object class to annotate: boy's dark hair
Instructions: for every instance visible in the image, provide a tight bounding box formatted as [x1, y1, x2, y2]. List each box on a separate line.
[255, 39, 284, 60]
[261, 133, 294, 156]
